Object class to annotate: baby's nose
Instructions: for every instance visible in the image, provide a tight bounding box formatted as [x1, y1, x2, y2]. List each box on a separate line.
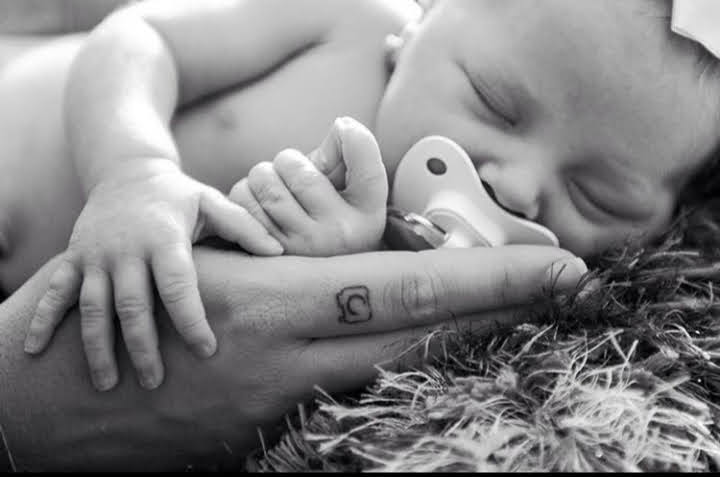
[478, 163, 541, 221]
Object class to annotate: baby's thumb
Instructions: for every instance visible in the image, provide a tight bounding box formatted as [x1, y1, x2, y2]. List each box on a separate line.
[309, 117, 388, 212]
[308, 118, 347, 189]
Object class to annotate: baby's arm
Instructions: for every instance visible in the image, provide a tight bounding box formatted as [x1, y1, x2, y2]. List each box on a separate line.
[230, 117, 389, 257]
[24, 0, 351, 392]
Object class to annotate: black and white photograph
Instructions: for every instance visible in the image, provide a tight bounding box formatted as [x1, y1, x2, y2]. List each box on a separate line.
[0, 0, 719, 471]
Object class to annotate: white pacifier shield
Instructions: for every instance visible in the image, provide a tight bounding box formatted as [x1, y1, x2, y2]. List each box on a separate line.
[390, 136, 559, 248]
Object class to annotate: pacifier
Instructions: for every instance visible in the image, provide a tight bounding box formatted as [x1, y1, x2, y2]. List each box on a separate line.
[385, 136, 559, 251]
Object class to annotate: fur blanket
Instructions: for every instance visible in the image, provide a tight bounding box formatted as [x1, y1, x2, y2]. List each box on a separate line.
[252, 201, 720, 472]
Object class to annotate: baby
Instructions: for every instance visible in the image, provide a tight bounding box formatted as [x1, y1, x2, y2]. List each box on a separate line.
[10, 0, 720, 392]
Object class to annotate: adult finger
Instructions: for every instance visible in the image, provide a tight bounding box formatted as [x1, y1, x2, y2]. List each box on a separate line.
[151, 242, 216, 359]
[234, 246, 587, 339]
[199, 187, 284, 256]
[79, 267, 118, 392]
[272, 148, 345, 218]
[247, 162, 315, 235]
[113, 258, 164, 390]
[302, 310, 529, 394]
[25, 258, 82, 354]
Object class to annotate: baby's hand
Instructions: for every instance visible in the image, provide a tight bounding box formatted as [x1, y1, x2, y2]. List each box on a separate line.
[229, 117, 388, 256]
[24, 161, 283, 391]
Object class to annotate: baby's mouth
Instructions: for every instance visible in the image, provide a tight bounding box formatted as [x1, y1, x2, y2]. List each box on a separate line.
[480, 180, 528, 220]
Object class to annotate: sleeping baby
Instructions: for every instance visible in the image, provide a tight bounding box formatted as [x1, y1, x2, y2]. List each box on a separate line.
[12, 0, 720, 391]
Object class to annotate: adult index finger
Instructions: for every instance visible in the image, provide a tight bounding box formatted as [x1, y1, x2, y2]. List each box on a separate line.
[218, 246, 586, 340]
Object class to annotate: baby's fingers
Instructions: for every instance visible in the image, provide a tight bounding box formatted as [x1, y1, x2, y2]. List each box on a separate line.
[151, 243, 217, 359]
[333, 117, 388, 213]
[309, 117, 388, 213]
[25, 259, 82, 354]
[272, 148, 346, 219]
[198, 188, 284, 256]
[113, 259, 163, 390]
[80, 268, 118, 391]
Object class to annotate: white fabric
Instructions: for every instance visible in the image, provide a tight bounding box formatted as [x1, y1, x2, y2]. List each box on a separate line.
[672, 0, 720, 59]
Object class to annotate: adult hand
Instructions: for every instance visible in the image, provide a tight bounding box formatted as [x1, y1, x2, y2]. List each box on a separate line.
[0, 244, 586, 471]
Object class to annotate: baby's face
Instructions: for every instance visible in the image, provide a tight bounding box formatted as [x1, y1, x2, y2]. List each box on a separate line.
[375, 0, 719, 257]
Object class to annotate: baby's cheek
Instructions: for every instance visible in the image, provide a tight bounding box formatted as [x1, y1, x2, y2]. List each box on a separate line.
[545, 219, 610, 259]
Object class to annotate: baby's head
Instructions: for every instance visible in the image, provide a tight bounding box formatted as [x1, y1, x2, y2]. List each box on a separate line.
[375, 0, 720, 258]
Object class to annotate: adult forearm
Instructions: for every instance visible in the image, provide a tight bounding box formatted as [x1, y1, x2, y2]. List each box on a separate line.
[64, 9, 180, 194]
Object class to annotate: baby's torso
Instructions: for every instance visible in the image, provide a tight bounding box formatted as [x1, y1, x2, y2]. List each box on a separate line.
[0, 2, 410, 293]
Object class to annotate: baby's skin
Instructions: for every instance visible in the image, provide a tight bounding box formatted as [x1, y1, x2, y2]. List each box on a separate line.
[2, 0, 718, 392]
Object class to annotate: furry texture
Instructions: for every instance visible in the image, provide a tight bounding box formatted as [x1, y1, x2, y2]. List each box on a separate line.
[252, 201, 720, 472]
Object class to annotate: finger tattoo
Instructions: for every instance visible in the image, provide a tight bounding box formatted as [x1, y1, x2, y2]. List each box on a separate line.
[337, 286, 372, 324]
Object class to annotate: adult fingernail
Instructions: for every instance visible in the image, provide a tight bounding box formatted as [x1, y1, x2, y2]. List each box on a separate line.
[545, 256, 588, 290]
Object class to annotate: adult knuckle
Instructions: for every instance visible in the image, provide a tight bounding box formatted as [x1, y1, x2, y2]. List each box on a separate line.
[491, 264, 515, 305]
[395, 267, 446, 322]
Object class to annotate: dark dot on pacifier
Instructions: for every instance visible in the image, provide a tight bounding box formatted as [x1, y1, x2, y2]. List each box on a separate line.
[427, 158, 447, 175]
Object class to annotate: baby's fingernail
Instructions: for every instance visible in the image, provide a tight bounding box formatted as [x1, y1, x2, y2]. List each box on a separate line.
[93, 371, 117, 392]
[139, 372, 161, 390]
[194, 341, 217, 359]
[336, 116, 359, 134]
[266, 237, 284, 255]
[545, 256, 588, 290]
[24, 336, 41, 354]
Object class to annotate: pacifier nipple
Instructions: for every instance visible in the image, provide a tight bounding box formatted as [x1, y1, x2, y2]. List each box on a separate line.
[425, 192, 506, 247]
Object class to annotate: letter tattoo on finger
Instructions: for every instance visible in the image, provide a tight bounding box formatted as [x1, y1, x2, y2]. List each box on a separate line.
[337, 286, 372, 324]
